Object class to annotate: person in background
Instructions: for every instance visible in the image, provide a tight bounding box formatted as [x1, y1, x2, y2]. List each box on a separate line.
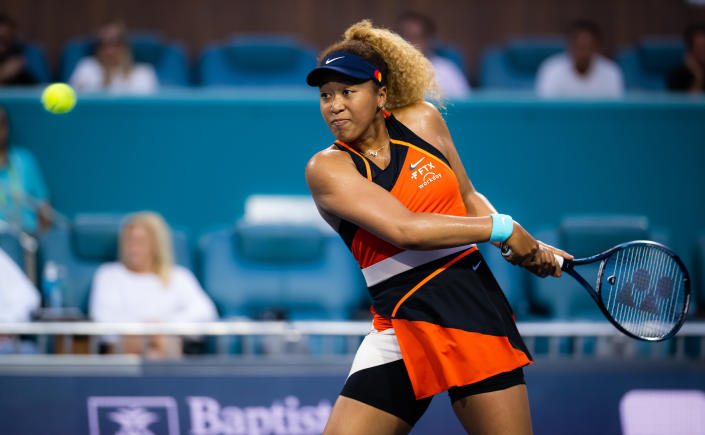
[667, 23, 705, 93]
[0, 246, 40, 353]
[69, 21, 158, 94]
[0, 246, 39, 322]
[536, 19, 624, 98]
[0, 106, 52, 234]
[89, 212, 217, 359]
[0, 14, 37, 85]
[396, 11, 471, 98]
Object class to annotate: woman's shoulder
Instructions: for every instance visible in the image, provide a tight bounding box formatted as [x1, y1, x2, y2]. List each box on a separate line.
[171, 264, 196, 279]
[391, 101, 444, 128]
[93, 262, 127, 281]
[132, 63, 157, 76]
[8, 146, 36, 162]
[74, 57, 101, 72]
[306, 145, 355, 178]
[391, 101, 449, 149]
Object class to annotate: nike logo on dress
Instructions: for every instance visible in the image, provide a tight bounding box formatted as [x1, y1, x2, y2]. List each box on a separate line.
[409, 157, 425, 171]
[472, 261, 481, 271]
[325, 56, 344, 64]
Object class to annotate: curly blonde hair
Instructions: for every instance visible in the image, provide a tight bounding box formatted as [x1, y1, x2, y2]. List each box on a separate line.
[319, 20, 440, 109]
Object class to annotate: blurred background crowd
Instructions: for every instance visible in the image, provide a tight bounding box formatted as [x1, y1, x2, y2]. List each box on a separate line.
[0, 0, 704, 360]
[1, 1, 704, 96]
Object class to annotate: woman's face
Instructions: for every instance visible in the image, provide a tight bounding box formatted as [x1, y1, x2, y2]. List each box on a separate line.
[123, 223, 155, 272]
[96, 26, 126, 67]
[319, 79, 386, 144]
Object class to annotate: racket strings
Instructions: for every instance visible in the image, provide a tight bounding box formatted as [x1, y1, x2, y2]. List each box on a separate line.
[603, 245, 685, 339]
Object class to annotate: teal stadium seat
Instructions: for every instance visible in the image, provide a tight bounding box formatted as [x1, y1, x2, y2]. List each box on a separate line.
[479, 36, 565, 89]
[23, 42, 50, 83]
[197, 35, 317, 86]
[38, 213, 192, 314]
[198, 220, 365, 320]
[59, 33, 189, 86]
[616, 37, 684, 90]
[528, 215, 671, 320]
[0, 228, 23, 270]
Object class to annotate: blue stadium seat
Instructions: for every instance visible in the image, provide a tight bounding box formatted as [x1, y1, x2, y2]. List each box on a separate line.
[38, 213, 192, 314]
[23, 42, 50, 83]
[197, 35, 317, 86]
[59, 33, 189, 86]
[616, 37, 684, 90]
[0, 228, 24, 270]
[199, 220, 365, 320]
[528, 215, 663, 320]
[479, 36, 565, 89]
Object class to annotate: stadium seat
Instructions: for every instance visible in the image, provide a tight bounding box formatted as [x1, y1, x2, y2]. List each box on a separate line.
[528, 215, 659, 320]
[59, 33, 189, 86]
[23, 42, 50, 83]
[197, 35, 317, 86]
[0, 227, 24, 270]
[616, 37, 684, 90]
[198, 220, 365, 320]
[479, 36, 565, 89]
[38, 213, 192, 314]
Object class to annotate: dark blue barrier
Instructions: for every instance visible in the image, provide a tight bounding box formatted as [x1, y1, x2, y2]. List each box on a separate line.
[0, 359, 703, 434]
[1, 90, 704, 267]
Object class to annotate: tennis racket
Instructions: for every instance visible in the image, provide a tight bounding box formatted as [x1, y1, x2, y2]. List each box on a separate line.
[504, 240, 690, 341]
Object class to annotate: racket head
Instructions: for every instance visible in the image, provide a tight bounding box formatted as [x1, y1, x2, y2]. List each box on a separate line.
[595, 240, 690, 341]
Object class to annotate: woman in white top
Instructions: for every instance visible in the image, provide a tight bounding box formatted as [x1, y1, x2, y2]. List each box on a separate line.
[69, 21, 158, 94]
[0, 246, 40, 353]
[0, 246, 39, 322]
[89, 212, 217, 358]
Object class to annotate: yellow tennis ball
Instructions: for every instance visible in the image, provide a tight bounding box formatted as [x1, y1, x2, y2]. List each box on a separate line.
[41, 83, 76, 114]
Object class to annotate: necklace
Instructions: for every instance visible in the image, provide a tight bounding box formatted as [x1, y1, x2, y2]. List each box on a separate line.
[366, 142, 388, 157]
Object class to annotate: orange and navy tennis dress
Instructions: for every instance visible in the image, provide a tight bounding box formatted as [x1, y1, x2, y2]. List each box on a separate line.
[330, 112, 533, 425]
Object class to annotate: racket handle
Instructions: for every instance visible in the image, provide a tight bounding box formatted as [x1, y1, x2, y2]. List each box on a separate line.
[554, 253, 564, 269]
[500, 245, 566, 270]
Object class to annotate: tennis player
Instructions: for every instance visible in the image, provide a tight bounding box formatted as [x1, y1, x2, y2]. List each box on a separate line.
[305, 20, 572, 435]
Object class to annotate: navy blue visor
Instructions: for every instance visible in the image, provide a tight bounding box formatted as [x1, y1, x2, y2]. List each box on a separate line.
[306, 51, 384, 87]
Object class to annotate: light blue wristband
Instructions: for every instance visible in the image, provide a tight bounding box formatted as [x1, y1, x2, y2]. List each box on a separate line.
[489, 213, 514, 243]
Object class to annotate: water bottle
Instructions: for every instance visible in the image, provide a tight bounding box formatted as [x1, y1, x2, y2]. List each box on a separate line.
[42, 261, 63, 310]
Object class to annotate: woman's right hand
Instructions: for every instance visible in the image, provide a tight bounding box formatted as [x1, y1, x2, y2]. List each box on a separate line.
[502, 222, 539, 267]
[502, 222, 569, 277]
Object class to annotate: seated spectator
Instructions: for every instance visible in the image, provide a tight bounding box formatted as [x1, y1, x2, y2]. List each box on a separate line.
[0, 246, 40, 353]
[0, 14, 37, 85]
[396, 11, 471, 98]
[89, 212, 217, 359]
[69, 21, 158, 94]
[0, 106, 52, 234]
[667, 23, 705, 93]
[0, 246, 39, 322]
[536, 20, 624, 98]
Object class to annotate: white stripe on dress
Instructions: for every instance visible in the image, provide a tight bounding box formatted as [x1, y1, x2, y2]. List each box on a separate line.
[347, 327, 403, 378]
[361, 244, 475, 287]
